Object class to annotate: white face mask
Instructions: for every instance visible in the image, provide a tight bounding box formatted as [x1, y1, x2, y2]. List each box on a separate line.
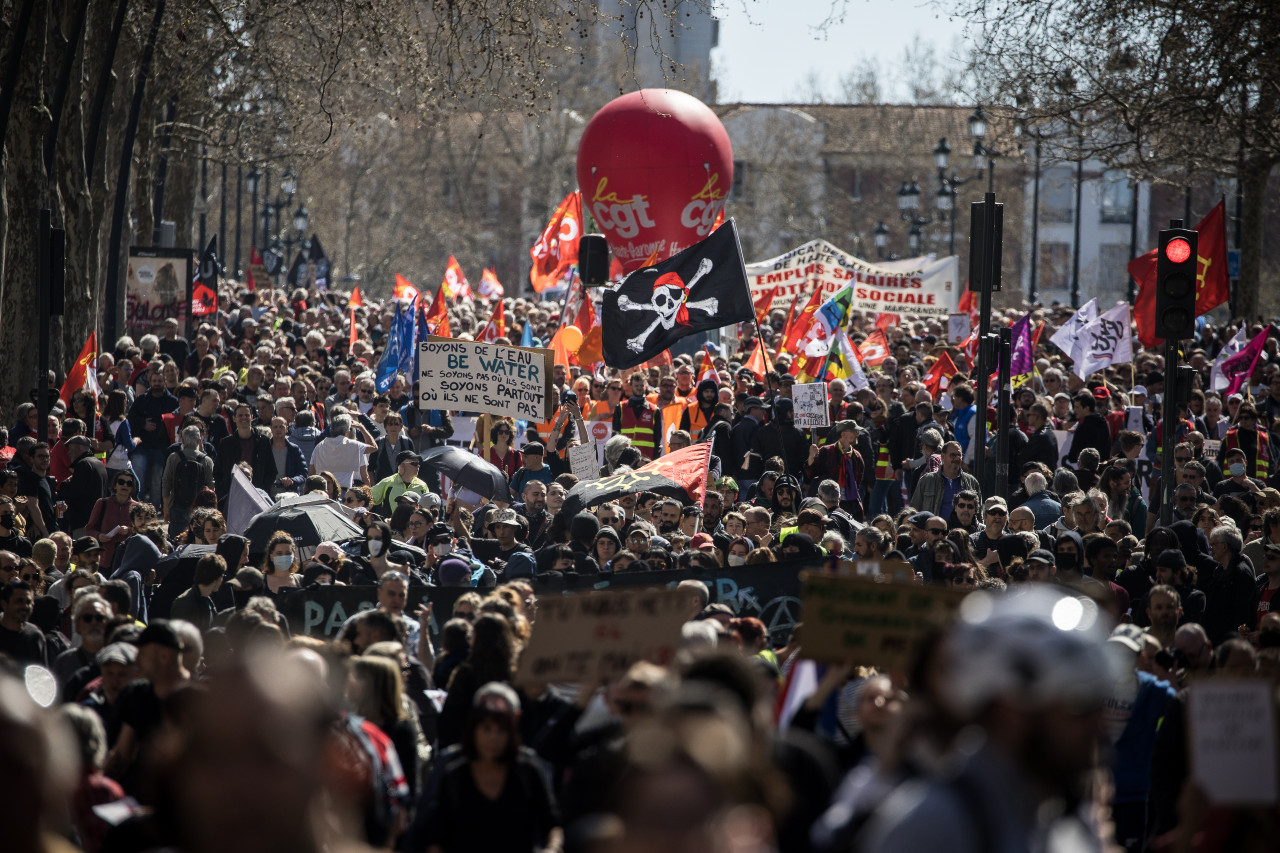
[727, 554, 746, 567]
[1229, 462, 1247, 477]
[432, 542, 454, 557]
[368, 540, 383, 557]
[272, 555, 293, 571]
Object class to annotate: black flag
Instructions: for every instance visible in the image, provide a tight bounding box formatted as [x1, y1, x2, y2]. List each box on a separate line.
[191, 236, 219, 316]
[286, 250, 307, 289]
[602, 220, 753, 369]
[309, 234, 330, 290]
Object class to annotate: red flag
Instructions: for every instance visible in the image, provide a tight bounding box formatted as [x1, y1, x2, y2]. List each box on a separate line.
[424, 286, 451, 337]
[922, 352, 959, 397]
[858, 329, 890, 367]
[754, 284, 779, 324]
[641, 349, 673, 369]
[529, 191, 582, 292]
[477, 300, 506, 343]
[782, 289, 824, 352]
[1132, 200, 1229, 348]
[609, 256, 624, 282]
[576, 295, 604, 366]
[394, 274, 420, 302]
[246, 247, 264, 293]
[442, 255, 472, 301]
[959, 328, 979, 370]
[635, 441, 713, 506]
[348, 286, 363, 352]
[641, 249, 661, 267]
[744, 337, 769, 380]
[478, 268, 504, 299]
[191, 281, 217, 316]
[711, 208, 725, 232]
[875, 312, 898, 331]
[958, 288, 979, 325]
[59, 332, 99, 405]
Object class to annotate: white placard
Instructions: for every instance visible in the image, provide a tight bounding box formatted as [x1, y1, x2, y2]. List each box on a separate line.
[418, 338, 554, 422]
[947, 313, 971, 344]
[1125, 406, 1145, 434]
[1202, 439, 1221, 461]
[568, 442, 600, 482]
[1053, 429, 1073, 469]
[792, 382, 830, 428]
[1189, 679, 1278, 805]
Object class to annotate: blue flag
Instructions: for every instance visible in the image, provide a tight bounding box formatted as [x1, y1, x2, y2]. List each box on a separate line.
[520, 318, 533, 348]
[376, 303, 413, 392]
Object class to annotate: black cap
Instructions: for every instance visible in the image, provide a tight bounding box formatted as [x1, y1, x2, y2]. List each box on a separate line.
[71, 536, 101, 556]
[428, 522, 454, 541]
[395, 449, 420, 465]
[137, 620, 184, 651]
[1027, 549, 1055, 566]
[523, 442, 544, 455]
[744, 396, 765, 410]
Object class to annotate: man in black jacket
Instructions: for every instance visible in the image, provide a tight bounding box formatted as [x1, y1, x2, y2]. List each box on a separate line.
[1204, 523, 1260, 645]
[730, 397, 767, 482]
[750, 398, 808, 482]
[127, 365, 179, 504]
[1067, 390, 1112, 466]
[1019, 402, 1060, 472]
[58, 436, 107, 535]
[214, 401, 277, 508]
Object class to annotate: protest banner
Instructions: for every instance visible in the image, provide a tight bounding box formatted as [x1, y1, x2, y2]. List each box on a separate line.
[792, 382, 830, 428]
[126, 247, 194, 337]
[1202, 439, 1221, 461]
[947, 313, 971, 344]
[1188, 678, 1278, 805]
[418, 337, 554, 422]
[568, 442, 600, 481]
[745, 239, 960, 319]
[799, 572, 968, 671]
[836, 559, 916, 583]
[515, 588, 689, 683]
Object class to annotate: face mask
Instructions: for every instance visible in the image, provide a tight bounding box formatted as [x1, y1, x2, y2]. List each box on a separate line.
[1055, 551, 1077, 571]
[1229, 462, 1246, 477]
[0, 514, 12, 528]
[432, 542, 454, 557]
[727, 554, 746, 567]
[272, 555, 293, 571]
[368, 540, 383, 557]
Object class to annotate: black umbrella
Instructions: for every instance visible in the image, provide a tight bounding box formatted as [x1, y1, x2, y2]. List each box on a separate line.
[243, 499, 364, 554]
[561, 443, 713, 519]
[420, 445, 512, 502]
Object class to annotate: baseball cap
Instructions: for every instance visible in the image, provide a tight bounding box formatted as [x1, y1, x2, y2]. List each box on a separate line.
[1027, 549, 1055, 566]
[1131, 385, 1148, 397]
[689, 533, 715, 550]
[1109, 623, 1149, 654]
[396, 491, 421, 505]
[522, 442, 545, 456]
[71, 536, 101, 556]
[65, 435, 92, 450]
[1092, 387, 1111, 400]
[96, 642, 138, 667]
[744, 396, 765, 410]
[427, 522, 454, 541]
[908, 511, 935, 527]
[490, 507, 519, 527]
[395, 449, 420, 464]
[137, 620, 184, 651]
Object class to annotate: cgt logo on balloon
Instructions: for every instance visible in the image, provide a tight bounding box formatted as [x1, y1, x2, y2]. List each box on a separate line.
[680, 173, 727, 236]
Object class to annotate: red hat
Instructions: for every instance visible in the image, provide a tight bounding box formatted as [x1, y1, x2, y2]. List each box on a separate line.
[689, 533, 715, 550]
[1092, 387, 1111, 400]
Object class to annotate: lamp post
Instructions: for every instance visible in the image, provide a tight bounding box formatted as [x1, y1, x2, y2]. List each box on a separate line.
[969, 106, 999, 194]
[933, 113, 987, 256]
[245, 165, 260, 254]
[897, 179, 933, 254]
[873, 221, 889, 260]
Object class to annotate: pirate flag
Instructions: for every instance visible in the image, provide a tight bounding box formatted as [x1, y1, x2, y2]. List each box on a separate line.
[309, 235, 330, 290]
[602, 220, 753, 370]
[191, 236, 219, 316]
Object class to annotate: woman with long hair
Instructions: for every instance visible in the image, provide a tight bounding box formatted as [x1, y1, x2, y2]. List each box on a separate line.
[484, 420, 521, 481]
[437, 613, 518, 747]
[421, 683, 562, 853]
[346, 656, 420, 798]
[100, 390, 135, 475]
[85, 469, 139, 571]
[261, 530, 301, 594]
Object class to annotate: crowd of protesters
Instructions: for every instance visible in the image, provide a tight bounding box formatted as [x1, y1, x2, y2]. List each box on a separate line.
[1, 282, 1278, 853]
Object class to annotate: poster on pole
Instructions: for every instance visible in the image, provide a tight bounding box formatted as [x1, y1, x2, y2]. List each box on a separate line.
[515, 588, 689, 683]
[126, 248, 194, 338]
[418, 337, 554, 422]
[745, 239, 960, 318]
[792, 382, 830, 428]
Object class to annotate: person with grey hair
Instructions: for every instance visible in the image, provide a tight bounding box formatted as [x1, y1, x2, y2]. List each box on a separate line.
[1020, 471, 1062, 530]
[1052, 467, 1079, 499]
[168, 619, 205, 674]
[162, 424, 214, 537]
[815, 478, 859, 542]
[603, 433, 633, 474]
[308, 411, 374, 488]
[1204, 523, 1260, 644]
[62, 703, 124, 851]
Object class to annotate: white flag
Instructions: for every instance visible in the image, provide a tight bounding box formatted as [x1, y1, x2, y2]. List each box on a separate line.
[1071, 303, 1134, 380]
[1050, 298, 1097, 360]
[1209, 327, 1249, 392]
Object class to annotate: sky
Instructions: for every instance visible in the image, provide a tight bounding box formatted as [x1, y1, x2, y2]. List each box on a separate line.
[711, 0, 971, 103]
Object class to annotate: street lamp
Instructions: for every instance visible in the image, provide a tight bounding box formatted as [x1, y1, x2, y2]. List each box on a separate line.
[245, 166, 260, 195]
[293, 204, 309, 235]
[969, 106, 988, 141]
[908, 223, 922, 253]
[280, 168, 298, 198]
[246, 166, 260, 252]
[933, 138, 951, 171]
[874, 221, 889, 259]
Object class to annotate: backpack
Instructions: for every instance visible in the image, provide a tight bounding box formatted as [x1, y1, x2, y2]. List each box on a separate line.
[171, 453, 205, 510]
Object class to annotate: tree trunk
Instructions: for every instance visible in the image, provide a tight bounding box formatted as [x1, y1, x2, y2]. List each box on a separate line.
[1237, 156, 1275, 321]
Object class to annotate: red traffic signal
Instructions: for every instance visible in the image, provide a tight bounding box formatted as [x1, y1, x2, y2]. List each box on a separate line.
[1164, 237, 1192, 264]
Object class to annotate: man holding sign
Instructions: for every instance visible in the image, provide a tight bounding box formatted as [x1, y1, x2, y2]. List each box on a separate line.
[806, 420, 865, 520]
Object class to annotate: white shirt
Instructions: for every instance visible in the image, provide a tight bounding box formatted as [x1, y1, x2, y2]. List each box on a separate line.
[309, 435, 366, 487]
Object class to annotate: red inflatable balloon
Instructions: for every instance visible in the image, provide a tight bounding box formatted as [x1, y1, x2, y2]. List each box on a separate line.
[576, 89, 733, 274]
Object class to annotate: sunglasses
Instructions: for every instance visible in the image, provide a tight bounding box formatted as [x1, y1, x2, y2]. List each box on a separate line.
[455, 610, 475, 621]
[115, 479, 132, 486]
[344, 496, 363, 504]
[20, 572, 38, 583]
[928, 528, 946, 535]
[77, 612, 107, 624]
[986, 508, 1007, 516]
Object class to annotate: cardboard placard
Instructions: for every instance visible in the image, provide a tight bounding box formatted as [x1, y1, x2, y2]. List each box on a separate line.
[793, 382, 830, 428]
[1202, 439, 1221, 461]
[568, 442, 600, 481]
[1124, 405, 1145, 434]
[836, 559, 916, 583]
[1189, 678, 1278, 806]
[418, 337, 555, 421]
[799, 572, 969, 672]
[515, 588, 689, 683]
[947, 313, 971, 344]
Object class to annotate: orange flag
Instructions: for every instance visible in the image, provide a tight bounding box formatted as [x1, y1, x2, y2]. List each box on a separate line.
[745, 337, 769, 380]
[478, 267, 504, 299]
[782, 289, 824, 353]
[641, 249, 661, 267]
[572, 294, 603, 366]
[348, 286, 363, 352]
[1131, 199, 1229, 348]
[442, 255, 472, 301]
[529, 190, 582, 292]
[59, 331, 100, 404]
[348, 285, 364, 308]
[394, 273, 420, 302]
[548, 326, 575, 367]
[477, 300, 506, 343]
[754, 285, 779, 324]
[922, 351, 959, 397]
[858, 329, 890, 367]
[424, 286, 451, 337]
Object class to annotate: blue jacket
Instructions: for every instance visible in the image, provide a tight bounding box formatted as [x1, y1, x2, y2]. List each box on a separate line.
[1021, 492, 1062, 530]
[276, 439, 309, 493]
[1112, 670, 1176, 803]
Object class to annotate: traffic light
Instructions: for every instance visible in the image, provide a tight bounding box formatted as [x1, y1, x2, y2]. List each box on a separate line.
[1155, 225, 1198, 341]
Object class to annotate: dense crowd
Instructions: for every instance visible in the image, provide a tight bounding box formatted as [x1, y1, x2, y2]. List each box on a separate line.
[1, 283, 1278, 853]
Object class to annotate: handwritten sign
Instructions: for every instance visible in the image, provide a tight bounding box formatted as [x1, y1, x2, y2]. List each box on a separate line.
[515, 588, 689, 683]
[1189, 678, 1278, 805]
[418, 337, 554, 422]
[792, 382, 830, 428]
[799, 572, 968, 671]
[568, 443, 600, 481]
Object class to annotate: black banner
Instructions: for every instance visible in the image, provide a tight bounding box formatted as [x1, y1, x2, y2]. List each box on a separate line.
[275, 559, 825, 647]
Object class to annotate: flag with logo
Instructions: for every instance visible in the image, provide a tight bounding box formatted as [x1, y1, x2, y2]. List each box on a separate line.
[394, 273, 420, 302]
[479, 267, 504, 299]
[1070, 303, 1134, 380]
[858, 328, 890, 367]
[59, 331, 101, 404]
[1131, 200, 1230, 348]
[375, 302, 414, 392]
[922, 351, 959, 398]
[796, 285, 853, 356]
[191, 236, 219, 316]
[442, 255, 472, 301]
[1209, 326, 1249, 392]
[477, 300, 506, 343]
[309, 235, 330, 290]
[1217, 325, 1274, 395]
[1050, 298, 1097, 359]
[423, 284, 450, 338]
[781, 288, 824, 353]
[530, 190, 582, 292]
[824, 329, 869, 391]
[1009, 312, 1036, 386]
[601, 220, 753, 370]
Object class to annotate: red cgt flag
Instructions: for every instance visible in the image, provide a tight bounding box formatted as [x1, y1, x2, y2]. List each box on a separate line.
[923, 351, 959, 397]
[443, 255, 472, 301]
[59, 331, 100, 405]
[754, 284, 779, 324]
[530, 191, 582, 292]
[1131, 199, 1229, 348]
[477, 300, 506, 343]
[782, 289, 824, 353]
[858, 329, 891, 367]
[394, 274, 420, 302]
[424, 285, 451, 338]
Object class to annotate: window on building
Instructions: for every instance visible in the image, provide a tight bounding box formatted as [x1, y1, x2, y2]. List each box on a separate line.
[1040, 241, 1072, 290]
[731, 160, 748, 202]
[850, 167, 862, 204]
[1100, 170, 1134, 223]
[1042, 167, 1074, 223]
[1098, 244, 1132, 299]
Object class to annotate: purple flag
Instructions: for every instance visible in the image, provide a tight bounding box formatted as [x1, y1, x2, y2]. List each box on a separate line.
[1010, 312, 1035, 377]
[1219, 325, 1274, 395]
